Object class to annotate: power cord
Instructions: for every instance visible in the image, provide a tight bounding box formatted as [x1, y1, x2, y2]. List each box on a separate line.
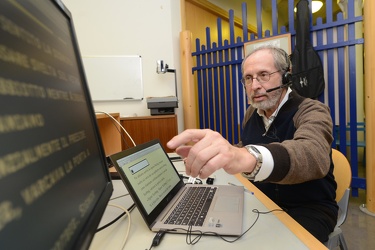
[109, 193, 130, 201]
[185, 208, 285, 245]
[145, 208, 285, 248]
[146, 230, 167, 250]
[95, 111, 137, 147]
[106, 203, 132, 249]
[96, 203, 135, 232]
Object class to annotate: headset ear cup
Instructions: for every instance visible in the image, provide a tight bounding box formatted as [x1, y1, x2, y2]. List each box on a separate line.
[282, 72, 292, 85]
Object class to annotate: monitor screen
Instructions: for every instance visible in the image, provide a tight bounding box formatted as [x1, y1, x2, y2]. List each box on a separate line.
[0, 0, 113, 249]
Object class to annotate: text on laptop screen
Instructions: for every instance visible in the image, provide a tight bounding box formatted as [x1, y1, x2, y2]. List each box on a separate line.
[116, 143, 180, 214]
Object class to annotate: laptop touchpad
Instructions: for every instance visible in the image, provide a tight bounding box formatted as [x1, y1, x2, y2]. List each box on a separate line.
[214, 196, 240, 212]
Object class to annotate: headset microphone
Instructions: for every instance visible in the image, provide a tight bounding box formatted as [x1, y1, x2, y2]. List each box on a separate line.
[266, 84, 285, 93]
[266, 71, 292, 93]
[265, 81, 291, 93]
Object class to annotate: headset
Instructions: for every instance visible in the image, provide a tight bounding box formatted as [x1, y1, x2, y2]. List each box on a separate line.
[242, 47, 293, 93]
[265, 48, 292, 93]
[281, 49, 292, 86]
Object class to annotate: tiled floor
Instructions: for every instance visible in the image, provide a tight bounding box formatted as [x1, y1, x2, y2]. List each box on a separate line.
[339, 189, 375, 250]
[332, 158, 375, 250]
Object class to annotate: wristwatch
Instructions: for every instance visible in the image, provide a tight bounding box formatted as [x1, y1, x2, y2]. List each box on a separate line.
[242, 145, 263, 180]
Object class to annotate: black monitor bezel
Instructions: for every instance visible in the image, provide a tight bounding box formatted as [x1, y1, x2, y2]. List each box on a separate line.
[0, 0, 114, 247]
[53, 1, 114, 249]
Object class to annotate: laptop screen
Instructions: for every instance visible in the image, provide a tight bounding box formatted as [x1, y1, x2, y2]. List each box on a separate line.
[114, 141, 181, 214]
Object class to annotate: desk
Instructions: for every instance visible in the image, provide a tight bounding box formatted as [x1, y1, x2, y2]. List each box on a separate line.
[90, 158, 327, 250]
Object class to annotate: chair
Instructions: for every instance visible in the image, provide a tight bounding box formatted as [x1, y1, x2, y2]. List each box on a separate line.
[325, 149, 352, 250]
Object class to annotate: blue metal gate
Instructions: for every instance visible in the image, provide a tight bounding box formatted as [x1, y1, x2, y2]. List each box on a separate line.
[191, 0, 365, 195]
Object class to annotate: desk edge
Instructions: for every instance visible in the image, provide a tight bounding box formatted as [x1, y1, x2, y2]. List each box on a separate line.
[235, 173, 328, 250]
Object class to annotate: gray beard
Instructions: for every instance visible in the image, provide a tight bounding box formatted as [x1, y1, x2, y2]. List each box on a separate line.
[250, 88, 283, 111]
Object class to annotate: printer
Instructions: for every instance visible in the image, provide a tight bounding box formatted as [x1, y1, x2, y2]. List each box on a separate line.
[147, 96, 178, 115]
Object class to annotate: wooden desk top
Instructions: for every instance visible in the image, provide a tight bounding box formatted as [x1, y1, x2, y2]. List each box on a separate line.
[90, 161, 328, 250]
[235, 173, 327, 250]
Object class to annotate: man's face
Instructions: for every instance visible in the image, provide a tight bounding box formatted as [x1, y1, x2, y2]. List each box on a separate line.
[242, 50, 284, 113]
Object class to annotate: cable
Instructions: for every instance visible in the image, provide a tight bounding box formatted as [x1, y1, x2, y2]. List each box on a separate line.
[106, 203, 132, 250]
[95, 110, 136, 147]
[96, 111, 128, 148]
[144, 208, 282, 249]
[95, 111, 136, 147]
[146, 230, 167, 250]
[158, 208, 285, 246]
[110, 193, 130, 201]
[96, 203, 135, 232]
[182, 212, 258, 245]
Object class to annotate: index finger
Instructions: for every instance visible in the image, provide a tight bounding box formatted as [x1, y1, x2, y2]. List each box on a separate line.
[167, 129, 210, 149]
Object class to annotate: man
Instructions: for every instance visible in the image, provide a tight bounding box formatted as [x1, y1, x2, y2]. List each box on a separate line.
[167, 45, 338, 243]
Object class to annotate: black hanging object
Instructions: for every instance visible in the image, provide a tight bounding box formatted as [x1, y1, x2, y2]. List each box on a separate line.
[290, 0, 325, 99]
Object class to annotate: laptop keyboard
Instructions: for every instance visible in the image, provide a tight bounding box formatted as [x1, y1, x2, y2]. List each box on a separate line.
[164, 186, 217, 227]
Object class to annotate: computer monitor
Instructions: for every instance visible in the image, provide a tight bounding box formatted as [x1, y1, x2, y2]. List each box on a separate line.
[0, 0, 113, 249]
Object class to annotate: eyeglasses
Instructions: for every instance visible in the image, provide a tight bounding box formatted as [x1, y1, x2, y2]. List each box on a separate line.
[241, 70, 281, 86]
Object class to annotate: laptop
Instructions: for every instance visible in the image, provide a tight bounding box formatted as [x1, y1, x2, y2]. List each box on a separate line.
[110, 139, 244, 236]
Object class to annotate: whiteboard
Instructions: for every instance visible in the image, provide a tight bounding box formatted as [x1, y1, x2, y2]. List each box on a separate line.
[82, 55, 143, 101]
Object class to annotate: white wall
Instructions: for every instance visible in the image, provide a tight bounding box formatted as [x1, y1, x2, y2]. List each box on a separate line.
[62, 0, 184, 132]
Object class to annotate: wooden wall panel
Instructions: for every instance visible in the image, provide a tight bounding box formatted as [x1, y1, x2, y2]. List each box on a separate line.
[120, 115, 178, 153]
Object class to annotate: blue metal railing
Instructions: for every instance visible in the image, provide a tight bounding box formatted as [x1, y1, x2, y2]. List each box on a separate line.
[191, 0, 365, 195]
